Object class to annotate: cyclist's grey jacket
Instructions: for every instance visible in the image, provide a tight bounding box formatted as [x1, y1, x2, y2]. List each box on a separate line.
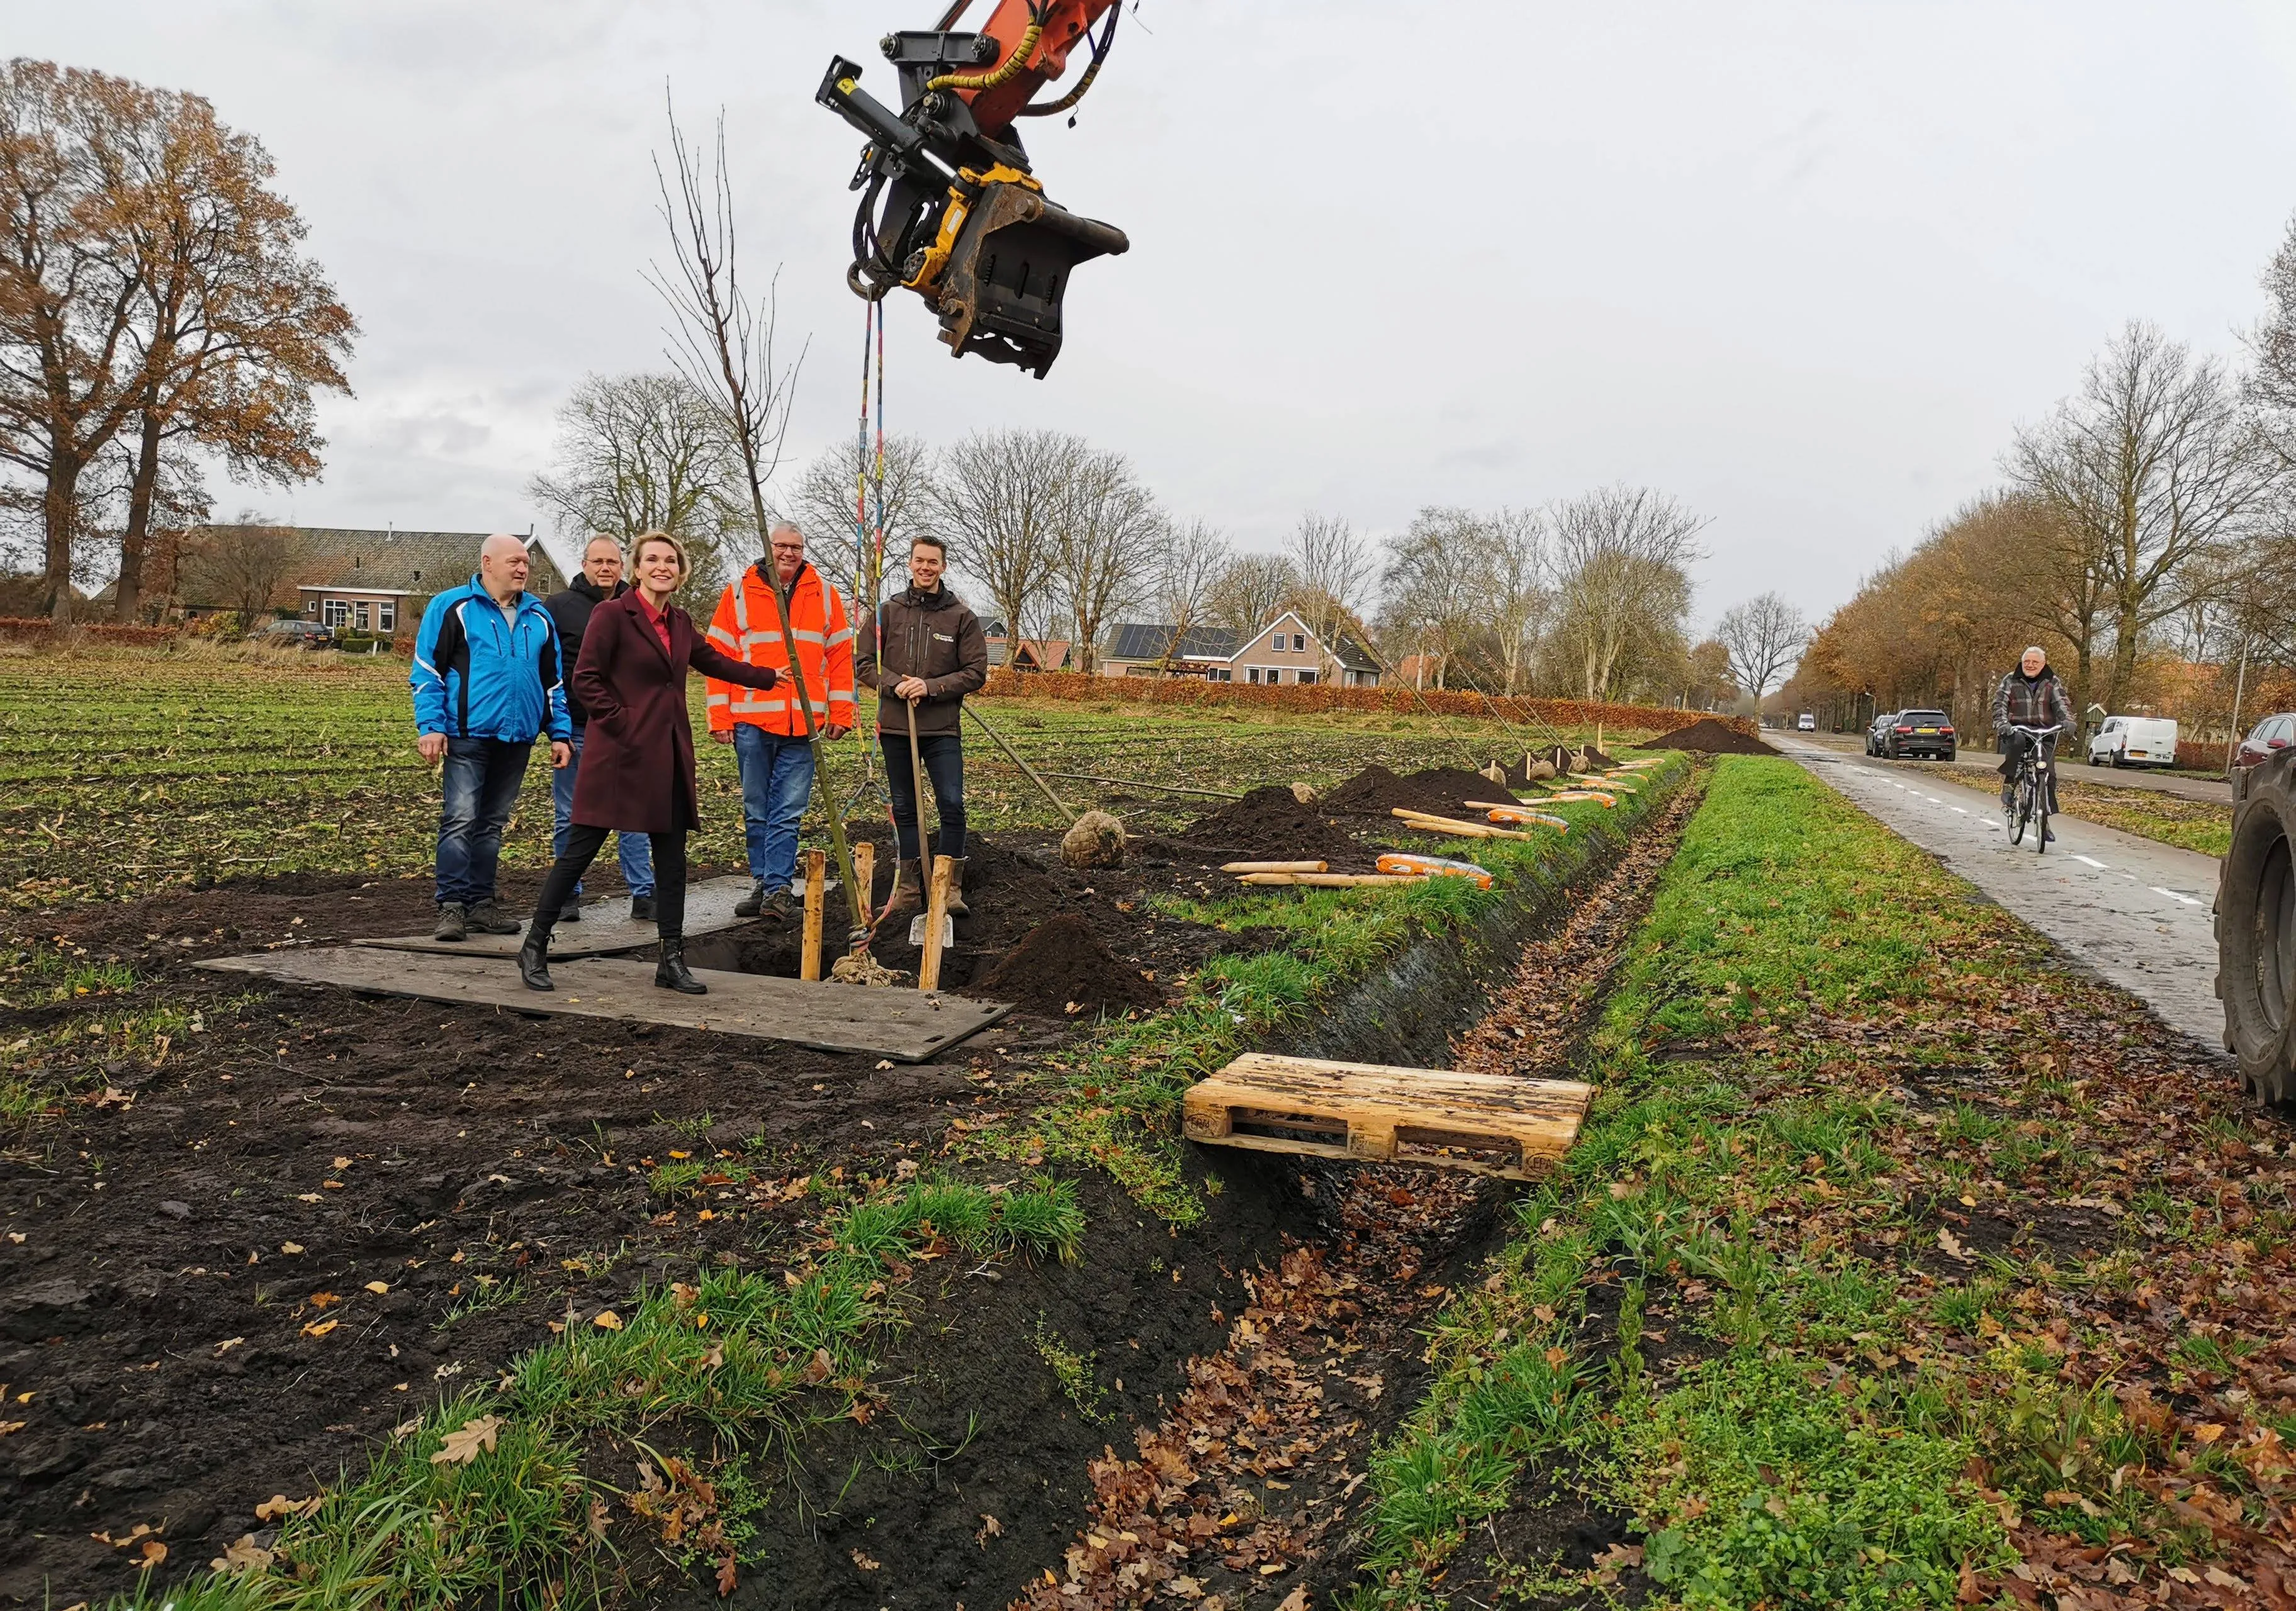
[1992, 668, 2075, 737]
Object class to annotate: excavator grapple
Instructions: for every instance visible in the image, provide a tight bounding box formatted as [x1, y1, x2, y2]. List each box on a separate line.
[817, 1, 1127, 378]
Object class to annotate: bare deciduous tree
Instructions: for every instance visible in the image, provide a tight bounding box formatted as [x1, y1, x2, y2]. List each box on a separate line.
[1715, 591, 1809, 710]
[1547, 485, 1705, 699]
[1286, 514, 1373, 649]
[181, 515, 298, 628]
[778, 431, 933, 612]
[1050, 446, 1161, 674]
[1205, 551, 1296, 634]
[528, 371, 746, 599]
[1153, 519, 1230, 670]
[1378, 507, 1492, 691]
[930, 428, 1079, 644]
[2012, 321, 2280, 716]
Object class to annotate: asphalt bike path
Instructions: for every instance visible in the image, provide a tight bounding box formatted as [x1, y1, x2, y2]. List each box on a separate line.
[1773, 735, 2226, 1051]
[1794, 729, 2231, 804]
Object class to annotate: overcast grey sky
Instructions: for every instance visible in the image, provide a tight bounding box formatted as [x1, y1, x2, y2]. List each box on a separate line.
[14, 1, 2296, 627]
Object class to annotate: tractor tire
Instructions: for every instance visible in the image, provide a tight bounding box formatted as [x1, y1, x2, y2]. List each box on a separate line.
[2218, 768, 2296, 1105]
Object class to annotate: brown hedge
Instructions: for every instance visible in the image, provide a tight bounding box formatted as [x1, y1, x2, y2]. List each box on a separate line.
[0, 617, 177, 646]
[977, 668, 1747, 736]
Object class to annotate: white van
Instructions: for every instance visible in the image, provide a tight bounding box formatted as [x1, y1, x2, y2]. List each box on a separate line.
[2087, 716, 2178, 769]
[1796, 712, 1816, 732]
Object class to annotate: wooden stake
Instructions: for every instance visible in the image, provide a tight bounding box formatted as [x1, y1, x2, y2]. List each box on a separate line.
[1388, 809, 1535, 840]
[1218, 860, 1330, 874]
[799, 850, 825, 982]
[850, 841, 876, 931]
[920, 854, 955, 991]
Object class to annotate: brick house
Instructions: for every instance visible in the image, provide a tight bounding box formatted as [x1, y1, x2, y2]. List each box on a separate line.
[178, 526, 564, 633]
[1096, 612, 1382, 687]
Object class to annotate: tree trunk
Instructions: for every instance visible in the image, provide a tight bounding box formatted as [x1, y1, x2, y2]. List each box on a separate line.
[42, 458, 85, 623]
[114, 407, 165, 624]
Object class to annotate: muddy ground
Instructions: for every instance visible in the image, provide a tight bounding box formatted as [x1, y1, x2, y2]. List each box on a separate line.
[0, 766, 1686, 1607]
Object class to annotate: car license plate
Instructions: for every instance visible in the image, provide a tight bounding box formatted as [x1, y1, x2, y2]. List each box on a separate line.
[1916, 727, 1937, 734]
[2128, 749, 2147, 758]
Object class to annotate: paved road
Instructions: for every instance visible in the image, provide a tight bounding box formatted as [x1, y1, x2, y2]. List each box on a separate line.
[1793, 730, 2231, 804]
[1774, 735, 2227, 1052]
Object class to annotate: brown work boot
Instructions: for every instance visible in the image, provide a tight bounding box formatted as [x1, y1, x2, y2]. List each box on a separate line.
[942, 856, 970, 918]
[880, 859, 924, 922]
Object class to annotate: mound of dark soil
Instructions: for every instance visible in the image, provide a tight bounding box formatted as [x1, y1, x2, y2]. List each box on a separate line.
[1653, 717, 1778, 756]
[1322, 764, 1500, 819]
[1179, 785, 1366, 863]
[973, 911, 1161, 1016]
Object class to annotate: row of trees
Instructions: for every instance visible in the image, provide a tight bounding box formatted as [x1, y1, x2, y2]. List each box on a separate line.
[1791, 218, 2296, 740]
[530, 368, 1762, 701]
[0, 59, 356, 622]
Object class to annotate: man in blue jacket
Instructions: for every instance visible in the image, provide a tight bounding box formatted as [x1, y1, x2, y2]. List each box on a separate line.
[410, 534, 572, 940]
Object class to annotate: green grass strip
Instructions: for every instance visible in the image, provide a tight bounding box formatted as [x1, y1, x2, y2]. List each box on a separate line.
[110, 1176, 1082, 1610]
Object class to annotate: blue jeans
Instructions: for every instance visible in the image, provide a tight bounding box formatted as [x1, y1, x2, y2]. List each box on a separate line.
[732, 725, 816, 890]
[883, 731, 966, 861]
[553, 724, 655, 899]
[436, 737, 531, 907]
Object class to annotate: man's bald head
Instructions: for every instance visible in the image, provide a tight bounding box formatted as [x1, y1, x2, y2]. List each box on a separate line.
[478, 533, 531, 603]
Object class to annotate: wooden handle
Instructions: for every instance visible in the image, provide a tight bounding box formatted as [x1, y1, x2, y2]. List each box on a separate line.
[799, 850, 826, 981]
[920, 854, 955, 991]
[1218, 860, 1330, 873]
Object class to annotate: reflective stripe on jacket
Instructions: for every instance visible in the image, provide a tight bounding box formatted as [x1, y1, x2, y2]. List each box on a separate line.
[409, 576, 572, 743]
[702, 560, 856, 737]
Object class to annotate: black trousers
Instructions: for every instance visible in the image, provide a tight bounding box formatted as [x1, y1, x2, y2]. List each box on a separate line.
[534, 827, 688, 938]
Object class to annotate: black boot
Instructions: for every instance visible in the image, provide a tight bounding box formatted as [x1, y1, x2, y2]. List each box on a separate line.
[655, 936, 707, 994]
[518, 919, 556, 992]
[733, 878, 767, 918]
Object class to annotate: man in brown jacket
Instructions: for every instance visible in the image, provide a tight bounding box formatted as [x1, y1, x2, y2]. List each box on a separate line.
[855, 534, 989, 918]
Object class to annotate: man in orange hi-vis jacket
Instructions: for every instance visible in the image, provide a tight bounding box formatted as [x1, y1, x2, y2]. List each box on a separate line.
[705, 522, 855, 922]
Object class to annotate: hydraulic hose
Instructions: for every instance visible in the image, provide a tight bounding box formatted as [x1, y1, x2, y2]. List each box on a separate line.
[926, 3, 1047, 93]
[1015, 4, 1117, 117]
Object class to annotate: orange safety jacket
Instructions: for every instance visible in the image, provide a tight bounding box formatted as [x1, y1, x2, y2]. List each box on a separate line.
[703, 560, 857, 737]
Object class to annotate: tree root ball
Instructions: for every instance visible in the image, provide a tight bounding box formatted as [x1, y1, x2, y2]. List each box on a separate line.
[1059, 811, 1128, 870]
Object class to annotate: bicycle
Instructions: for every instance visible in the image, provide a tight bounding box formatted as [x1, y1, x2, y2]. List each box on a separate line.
[2003, 723, 2062, 853]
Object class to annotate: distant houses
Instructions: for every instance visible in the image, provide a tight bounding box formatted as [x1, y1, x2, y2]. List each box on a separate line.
[1096, 611, 1382, 687]
[177, 526, 564, 631]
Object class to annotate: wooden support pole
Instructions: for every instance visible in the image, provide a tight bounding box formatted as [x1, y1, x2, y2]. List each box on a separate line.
[919, 854, 955, 991]
[1218, 860, 1330, 874]
[1388, 809, 1536, 840]
[849, 840, 875, 934]
[799, 850, 826, 981]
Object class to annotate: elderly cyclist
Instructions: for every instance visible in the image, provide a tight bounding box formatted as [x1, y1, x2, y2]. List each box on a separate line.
[1992, 644, 2077, 841]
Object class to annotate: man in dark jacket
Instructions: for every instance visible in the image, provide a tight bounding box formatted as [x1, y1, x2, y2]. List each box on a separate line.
[855, 534, 989, 918]
[544, 536, 656, 923]
[1993, 644, 2078, 839]
[410, 534, 572, 940]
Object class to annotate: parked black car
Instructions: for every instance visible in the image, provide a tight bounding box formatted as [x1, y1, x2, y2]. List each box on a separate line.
[1879, 709, 1957, 761]
[259, 619, 336, 650]
[1864, 712, 1899, 755]
[2219, 716, 2296, 1104]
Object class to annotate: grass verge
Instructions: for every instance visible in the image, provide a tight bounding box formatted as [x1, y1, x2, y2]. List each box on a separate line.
[109, 1176, 1082, 1609]
[1348, 755, 2294, 1608]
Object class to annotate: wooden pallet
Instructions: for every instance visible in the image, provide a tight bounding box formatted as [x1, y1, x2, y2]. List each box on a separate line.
[195, 947, 1009, 1062]
[1182, 1052, 1590, 1180]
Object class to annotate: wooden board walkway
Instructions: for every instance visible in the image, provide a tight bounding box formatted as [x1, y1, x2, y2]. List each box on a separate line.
[196, 946, 1009, 1062]
[1182, 1052, 1590, 1180]
[352, 876, 757, 960]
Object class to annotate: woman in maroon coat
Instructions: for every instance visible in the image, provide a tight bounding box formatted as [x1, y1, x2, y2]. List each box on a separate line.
[520, 532, 778, 994]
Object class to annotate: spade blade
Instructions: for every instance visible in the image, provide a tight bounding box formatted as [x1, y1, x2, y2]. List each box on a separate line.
[908, 914, 954, 947]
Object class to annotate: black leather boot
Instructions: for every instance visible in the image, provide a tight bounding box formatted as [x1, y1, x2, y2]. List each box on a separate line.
[517, 919, 556, 992]
[655, 936, 707, 994]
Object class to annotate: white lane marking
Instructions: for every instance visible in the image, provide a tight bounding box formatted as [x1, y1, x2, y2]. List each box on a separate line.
[2072, 855, 2108, 868]
[1950, 805, 1969, 813]
[2150, 887, 2203, 907]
